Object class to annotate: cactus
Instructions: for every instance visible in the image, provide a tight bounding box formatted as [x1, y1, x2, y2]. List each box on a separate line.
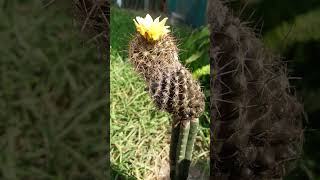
[128, 15, 205, 179]
[207, 0, 304, 179]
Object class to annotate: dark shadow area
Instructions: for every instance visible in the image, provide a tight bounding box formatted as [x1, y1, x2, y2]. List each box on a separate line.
[111, 165, 137, 180]
[228, 0, 320, 34]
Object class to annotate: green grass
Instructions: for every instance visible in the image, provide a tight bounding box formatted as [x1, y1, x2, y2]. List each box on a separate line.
[0, 1, 105, 179]
[110, 6, 209, 180]
[110, 49, 170, 179]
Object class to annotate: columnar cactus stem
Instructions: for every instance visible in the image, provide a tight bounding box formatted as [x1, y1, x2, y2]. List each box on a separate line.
[185, 118, 199, 161]
[174, 120, 190, 179]
[174, 118, 199, 180]
[169, 118, 181, 179]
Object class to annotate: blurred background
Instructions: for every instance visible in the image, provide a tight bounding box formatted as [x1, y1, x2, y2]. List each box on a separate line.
[111, 0, 320, 179]
[228, 1, 320, 179]
[0, 0, 106, 179]
[112, 0, 207, 28]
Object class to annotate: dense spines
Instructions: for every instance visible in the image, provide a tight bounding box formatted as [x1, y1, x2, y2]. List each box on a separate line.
[129, 34, 205, 120]
[208, 0, 304, 179]
[129, 33, 204, 179]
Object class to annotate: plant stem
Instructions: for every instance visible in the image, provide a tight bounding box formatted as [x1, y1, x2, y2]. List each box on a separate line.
[174, 120, 190, 179]
[176, 118, 199, 179]
[185, 118, 199, 160]
[170, 117, 199, 179]
[169, 118, 181, 179]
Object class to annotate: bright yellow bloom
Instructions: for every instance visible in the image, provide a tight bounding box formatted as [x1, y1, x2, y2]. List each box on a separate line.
[133, 14, 170, 42]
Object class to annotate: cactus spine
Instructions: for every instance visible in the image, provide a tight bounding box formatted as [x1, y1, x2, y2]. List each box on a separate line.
[207, 0, 304, 179]
[129, 33, 205, 179]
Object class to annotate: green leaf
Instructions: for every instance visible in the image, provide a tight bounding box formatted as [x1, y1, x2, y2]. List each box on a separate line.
[184, 26, 210, 48]
[192, 65, 210, 79]
[194, 26, 210, 40]
[185, 52, 203, 64]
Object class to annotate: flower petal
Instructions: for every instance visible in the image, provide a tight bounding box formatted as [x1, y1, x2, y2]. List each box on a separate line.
[154, 16, 160, 24]
[145, 14, 153, 28]
[136, 16, 144, 25]
[133, 14, 170, 41]
[159, 17, 168, 27]
[133, 19, 139, 27]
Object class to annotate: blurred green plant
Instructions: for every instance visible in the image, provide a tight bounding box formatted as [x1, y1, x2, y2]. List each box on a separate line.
[180, 26, 210, 76]
[264, 8, 320, 53]
[0, 1, 106, 179]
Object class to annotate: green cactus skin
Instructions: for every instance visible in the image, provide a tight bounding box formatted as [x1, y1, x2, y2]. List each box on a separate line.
[129, 34, 205, 179]
[176, 118, 199, 180]
[169, 118, 199, 180]
[174, 120, 190, 179]
[169, 118, 181, 179]
[207, 0, 304, 179]
[185, 118, 199, 161]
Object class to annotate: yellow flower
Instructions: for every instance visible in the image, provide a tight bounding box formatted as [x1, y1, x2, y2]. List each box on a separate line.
[133, 14, 170, 41]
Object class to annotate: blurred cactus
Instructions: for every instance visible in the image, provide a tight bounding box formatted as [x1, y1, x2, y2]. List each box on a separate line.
[72, 0, 109, 51]
[72, 0, 110, 177]
[207, 0, 304, 179]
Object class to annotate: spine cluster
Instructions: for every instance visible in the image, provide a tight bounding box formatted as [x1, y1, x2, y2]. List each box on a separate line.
[129, 34, 205, 120]
[207, 0, 304, 179]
